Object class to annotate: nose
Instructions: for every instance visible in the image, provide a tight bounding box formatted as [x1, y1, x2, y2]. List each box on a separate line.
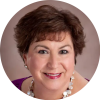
[47, 53, 60, 69]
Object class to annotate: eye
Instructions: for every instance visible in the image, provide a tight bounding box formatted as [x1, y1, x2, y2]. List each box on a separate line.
[59, 50, 68, 54]
[38, 50, 68, 54]
[38, 50, 46, 54]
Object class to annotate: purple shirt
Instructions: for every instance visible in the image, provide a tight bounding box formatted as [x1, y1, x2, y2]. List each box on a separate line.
[12, 76, 89, 90]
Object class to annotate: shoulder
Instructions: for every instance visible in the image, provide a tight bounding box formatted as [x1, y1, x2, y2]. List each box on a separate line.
[74, 71, 89, 91]
[74, 70, 89, 83]
[12, 76, 32, 90]
[71, 70, 89, 95]
[21, 76, 33, 94]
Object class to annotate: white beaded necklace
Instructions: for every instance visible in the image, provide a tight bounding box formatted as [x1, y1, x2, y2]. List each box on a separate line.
[27, 72, 75, 99]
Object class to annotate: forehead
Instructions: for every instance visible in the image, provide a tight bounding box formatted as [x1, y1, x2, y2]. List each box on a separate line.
[31, 32, 73, 47]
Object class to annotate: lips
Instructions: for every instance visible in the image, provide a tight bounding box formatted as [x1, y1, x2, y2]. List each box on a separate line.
[44, 73, 61, 75]
[44, 73, 61, 79]
[46, 73, 60, 76]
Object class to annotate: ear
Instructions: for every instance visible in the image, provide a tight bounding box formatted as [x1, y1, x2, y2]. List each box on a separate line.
[23, 53, 28, 65]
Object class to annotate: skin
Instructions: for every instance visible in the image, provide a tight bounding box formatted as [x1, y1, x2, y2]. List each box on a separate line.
[23, 32, 88, 100]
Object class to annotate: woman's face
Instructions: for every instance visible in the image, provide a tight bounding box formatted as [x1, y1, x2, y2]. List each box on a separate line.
[24, 32, 75, 90]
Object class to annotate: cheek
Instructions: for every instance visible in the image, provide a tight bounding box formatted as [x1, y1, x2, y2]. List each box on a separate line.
[27, 55, 44, 79]
[62, 55, 75, 71]
[62, 55, 75, 80]
[27, 55, 47, 71]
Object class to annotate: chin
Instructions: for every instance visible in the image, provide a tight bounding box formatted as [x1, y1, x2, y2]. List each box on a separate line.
[42, 80, 63, 91]
[46, 85, 61, 91]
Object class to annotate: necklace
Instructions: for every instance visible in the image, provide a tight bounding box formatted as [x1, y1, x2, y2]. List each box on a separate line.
[27, 72, 75, 99]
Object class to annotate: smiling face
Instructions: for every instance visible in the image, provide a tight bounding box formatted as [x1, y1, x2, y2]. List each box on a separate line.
[23, 32, 75, 91]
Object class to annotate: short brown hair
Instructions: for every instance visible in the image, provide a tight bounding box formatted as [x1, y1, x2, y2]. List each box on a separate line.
[14, 5, 85, 61]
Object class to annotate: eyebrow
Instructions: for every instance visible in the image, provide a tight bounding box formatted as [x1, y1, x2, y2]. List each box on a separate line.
[34, 44, 72, 50]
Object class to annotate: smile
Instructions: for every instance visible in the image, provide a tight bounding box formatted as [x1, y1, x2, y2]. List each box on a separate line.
[44, 73, 62, 79]
[46, 73, 60, 76]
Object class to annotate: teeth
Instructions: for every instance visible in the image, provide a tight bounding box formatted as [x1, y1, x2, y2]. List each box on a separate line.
[46, 73, 60, 76]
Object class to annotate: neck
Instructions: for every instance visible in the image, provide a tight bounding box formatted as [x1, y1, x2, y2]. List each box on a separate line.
[33, 81, 70, 100]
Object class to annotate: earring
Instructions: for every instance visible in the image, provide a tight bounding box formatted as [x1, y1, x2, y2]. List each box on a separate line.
[24, 65, 28, 69]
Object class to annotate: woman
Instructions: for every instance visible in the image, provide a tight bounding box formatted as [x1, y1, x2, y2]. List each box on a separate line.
[12, 5, 88, 100]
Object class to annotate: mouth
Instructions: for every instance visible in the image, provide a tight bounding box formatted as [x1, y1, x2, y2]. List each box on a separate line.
[46, 73, 61, 76]
[44, 73, 62, 79]
[44, 73, 61, 75]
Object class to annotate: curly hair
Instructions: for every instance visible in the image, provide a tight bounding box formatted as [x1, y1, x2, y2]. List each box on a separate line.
[14, 5, 85, 62]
